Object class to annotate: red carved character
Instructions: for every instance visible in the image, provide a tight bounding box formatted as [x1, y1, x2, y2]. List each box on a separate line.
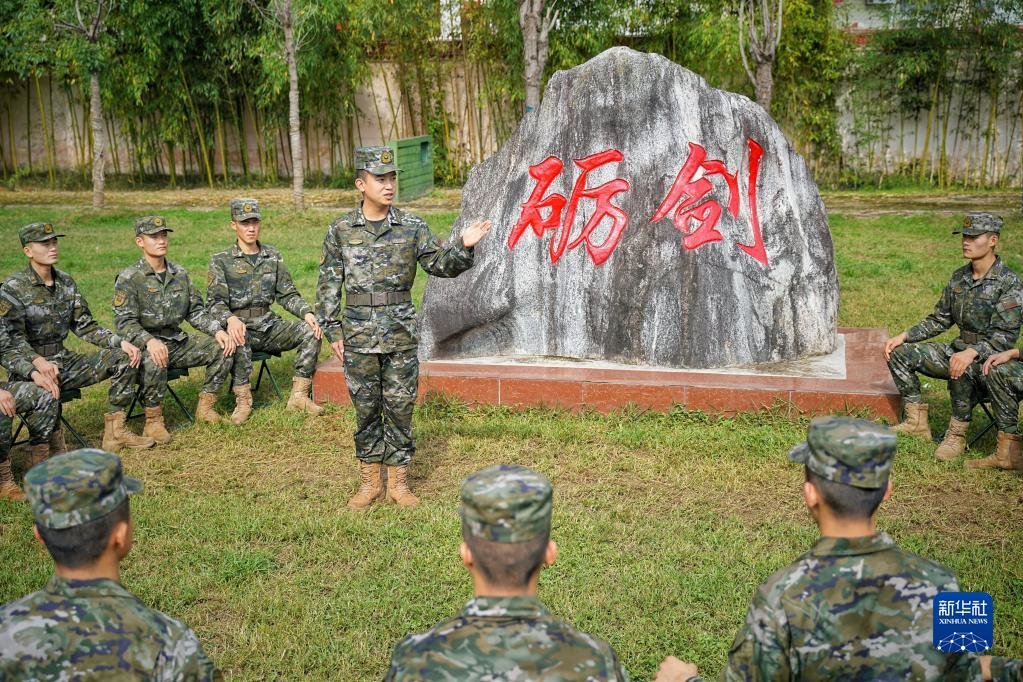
[508, 150, 631, 266]
[652, 138, 767, 266]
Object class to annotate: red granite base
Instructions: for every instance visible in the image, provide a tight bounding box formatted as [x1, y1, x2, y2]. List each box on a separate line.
[312, 327, 900, 421]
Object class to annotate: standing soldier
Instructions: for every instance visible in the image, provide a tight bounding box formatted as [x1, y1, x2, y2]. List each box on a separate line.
[206, 198, 323, 425]
[884, 213, 1022, 461]
[0, 320, 60, 501]
[385, 464, 630, 680]
[317, 146, 491, 509]
[0, 222, 152, 455]
[113, 216, 235, 441]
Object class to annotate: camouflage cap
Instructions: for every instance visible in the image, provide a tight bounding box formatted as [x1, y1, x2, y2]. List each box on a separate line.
[460, 464, 553, 543]
[230, 197, 261, 222]
[134, 216, 174, 236]
[19, 222, 66, 246]
[953, 212, 1003, 236]
[25, 449, 143, 530]
[354, 146, 401, 175]
[789, 416, 896, 490]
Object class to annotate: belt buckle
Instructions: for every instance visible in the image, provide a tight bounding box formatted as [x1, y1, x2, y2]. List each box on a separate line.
[371, 292, 387, 306]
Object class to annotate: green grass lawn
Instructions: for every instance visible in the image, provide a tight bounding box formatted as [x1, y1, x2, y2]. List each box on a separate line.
[0, 200, 1021, 680]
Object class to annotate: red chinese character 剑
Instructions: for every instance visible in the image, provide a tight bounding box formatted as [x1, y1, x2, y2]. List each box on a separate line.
[652, 138, 767, 266]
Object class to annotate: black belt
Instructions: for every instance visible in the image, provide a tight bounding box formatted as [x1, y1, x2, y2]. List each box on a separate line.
[346, 291, 411, 307]
[147, 326, 182, 339]
[959, 331, 982, 345]
[232, 306, 270, 319]
[32, 341, 64, 357]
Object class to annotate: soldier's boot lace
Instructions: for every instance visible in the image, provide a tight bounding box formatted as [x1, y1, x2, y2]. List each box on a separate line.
[102, 411, 156, 451]
[891, 402, 931, 439]
[386, 465, 420, 507]
[934, 418, 969, 461]
[286, 377, 323, 415]
[26, 442, 51, 468]
[143, 406, 172, 445]
[0, 460, 26, 502]
[49, 427, 67, 456]
[195, 392, 222, 424]
[965, 431, 1023, 470]
[230, 385, 254, 426]
[347, 462, 384, 510]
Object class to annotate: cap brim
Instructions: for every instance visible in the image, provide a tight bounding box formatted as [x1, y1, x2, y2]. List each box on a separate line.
[953, 228, 987, 236]
[234, 213, 261, 221]
[28, 233, 66, 241]
[123, 475, 143, 495]
[364, 164, 401, 175]
[788, 442, 810, 463]
[141, 227, 174, 234]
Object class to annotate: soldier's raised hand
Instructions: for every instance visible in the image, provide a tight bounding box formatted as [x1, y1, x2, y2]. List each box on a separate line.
[215, 330, 236, 357]
[146, 338, 169, 369]
[227, 316, 247, 345]
[304, 312, 322, 340]
[120, 340, 142, 368]
[0, 389, 15, 418]
[461, 220, 492, 248]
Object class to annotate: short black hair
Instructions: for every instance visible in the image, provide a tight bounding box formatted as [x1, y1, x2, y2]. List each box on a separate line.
[806, 468, 887, 520]
[36, 499, 130, 568]
[462, 529, 550, 589]
[356, 169, 371, 182]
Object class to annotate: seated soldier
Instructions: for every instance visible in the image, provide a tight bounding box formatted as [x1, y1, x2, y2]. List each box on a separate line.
[207, 198, 323, 425]
[0, 320, 59, 501]
[0, 222, 153, 455]
[385, 464, 630, 681]
[0, 449, 220, 678]
[974, 347, 1023, 473]
[657, 417, 1019, 681]
[113, 216, 236, 441]
[884, 213, 1022, 461]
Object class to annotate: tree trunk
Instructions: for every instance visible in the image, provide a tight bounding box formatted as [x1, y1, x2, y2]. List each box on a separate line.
[89, 71, 106, 208]
[754, 61, 773, 113]
[520, 1, 541, 113]
[282, 0, 304, 211]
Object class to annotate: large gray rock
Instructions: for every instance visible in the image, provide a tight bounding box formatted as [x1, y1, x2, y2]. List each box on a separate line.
[420, 47, 837, 368]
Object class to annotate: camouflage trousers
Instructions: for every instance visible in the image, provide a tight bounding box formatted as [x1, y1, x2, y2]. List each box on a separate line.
[1, 381, 59, 462]
[982, 359, 1023, 433]
[887, 342, 983, 421]
[18, 348, 138, 412]
[140, 335, 231, 407]
[231, 318, 321, 387]
[343, 349, 419, 465]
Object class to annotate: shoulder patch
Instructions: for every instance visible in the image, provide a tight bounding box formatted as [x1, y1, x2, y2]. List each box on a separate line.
[112, 291, 127, 307]
[0, 298, 9, 316]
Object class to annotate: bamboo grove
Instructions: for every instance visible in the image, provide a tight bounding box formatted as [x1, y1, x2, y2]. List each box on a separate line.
[0, 0, 1020, 191]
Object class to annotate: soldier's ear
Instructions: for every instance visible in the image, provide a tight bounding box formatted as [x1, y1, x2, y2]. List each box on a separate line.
[459, 542, 473, 568]
[882, 478, 893, 502]
[109, 518, 133, 560]
[803, 480, 820, 511]
[32, 525, 44, 547]
[543, 540, 558, 568]
[134, 235, 144, 249]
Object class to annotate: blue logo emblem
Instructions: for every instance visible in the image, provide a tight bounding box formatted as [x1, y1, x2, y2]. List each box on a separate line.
[933, 592, 993, 653]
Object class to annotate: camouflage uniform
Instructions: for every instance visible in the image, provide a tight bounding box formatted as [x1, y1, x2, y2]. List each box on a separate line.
[887, 214, 1023, 422]
[385, 465, 630, 681]
[0, 320, 59, 460]
[0, 223, 138, 413]
[689, 417, 981, 681]
[316, 149, 474, 465]
[113, 217, 230, 407]
[207, 199, 320, 387]
[0, 449, 219, 680]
